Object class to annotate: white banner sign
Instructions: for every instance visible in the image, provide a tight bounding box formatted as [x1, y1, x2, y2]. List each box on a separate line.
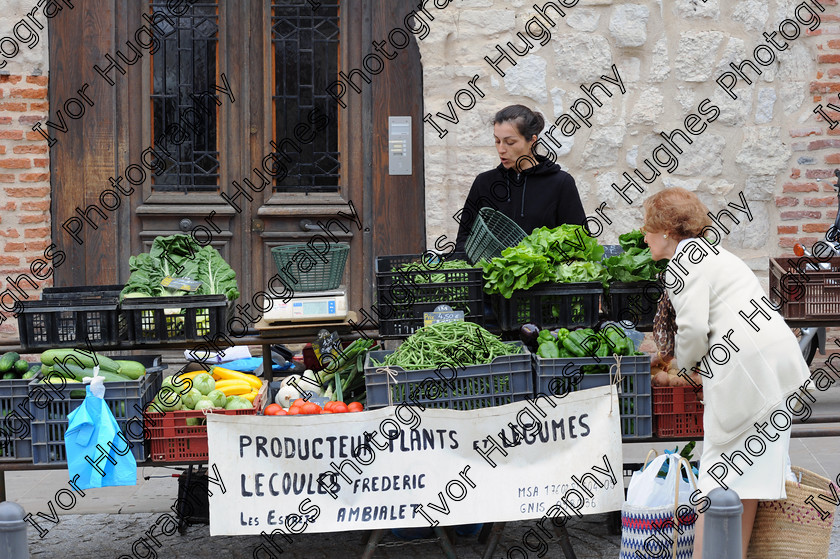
[207, 385, 624, 536]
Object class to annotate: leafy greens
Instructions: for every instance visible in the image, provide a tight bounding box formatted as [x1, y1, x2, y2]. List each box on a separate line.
[480, 225, 606, 298]
[603, 229, 668, 283]
[121, 234, 240, 300]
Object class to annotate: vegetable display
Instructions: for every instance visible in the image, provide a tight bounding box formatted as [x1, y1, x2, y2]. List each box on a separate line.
[650, 354, 703, 388]
[36, 349, 144, 383]
[480, 225, 606, 298]
[603, 229, 667, 283]
[534, 326, 642, 374]
[120, 234, 240, 300]
[391, 259, 475, 284]
[278, 339, 378, 408]
[376, 321, 521, 370]
[149, 368, 263, 425]
[0, 351, 38, 380]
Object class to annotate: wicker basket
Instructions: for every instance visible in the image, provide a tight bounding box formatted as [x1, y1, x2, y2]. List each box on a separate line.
[464, 207, 527, 264]
[746, 466, 835, 559]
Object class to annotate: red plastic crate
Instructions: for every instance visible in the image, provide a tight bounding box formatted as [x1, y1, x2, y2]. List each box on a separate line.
[146, 386, 264, 462]
[653, 385, 704, 438]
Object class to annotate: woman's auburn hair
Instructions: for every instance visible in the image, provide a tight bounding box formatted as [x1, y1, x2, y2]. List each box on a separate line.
[643, 187, 713, 239]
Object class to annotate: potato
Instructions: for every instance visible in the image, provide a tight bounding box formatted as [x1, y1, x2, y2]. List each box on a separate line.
[690, 372, 703, 386]
[669, 374, 688, 387]
[653, 371, 670, 387]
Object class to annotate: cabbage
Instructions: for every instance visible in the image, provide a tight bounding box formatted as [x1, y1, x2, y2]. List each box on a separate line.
[193, 398, 216, 411]
[225, 396, 253, 410]
[181, 388, 203, 410]
[206, 389, 226, 408]
[192, 373, 215, 395]
[154, 388, 182, 412]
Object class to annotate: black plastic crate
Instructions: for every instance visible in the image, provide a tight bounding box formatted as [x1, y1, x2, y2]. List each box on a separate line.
[533, 354, 651, 439]
[0, 377, 33, 461]
[363, 342, 532, 410]
[492, 282, 602, 331]
[121, 295, 230, 344]
[375, 253, 485, 338]
[604, 281, 662, 331]
[28, 355, 166, 465]
[17, 285, 126, 350]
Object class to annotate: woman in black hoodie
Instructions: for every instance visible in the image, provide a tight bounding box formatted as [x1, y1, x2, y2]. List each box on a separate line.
[454, 105, 586, 252]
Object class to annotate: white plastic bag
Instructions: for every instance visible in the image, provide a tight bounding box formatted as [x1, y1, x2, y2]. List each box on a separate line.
[626, 453, 695, 508]
[620, 452, 699, 559]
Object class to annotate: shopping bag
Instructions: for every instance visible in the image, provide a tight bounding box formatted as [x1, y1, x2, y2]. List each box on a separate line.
[620, 451, 698, 559]
[626, 453, 695, 508]
[65, 381, 137, 490]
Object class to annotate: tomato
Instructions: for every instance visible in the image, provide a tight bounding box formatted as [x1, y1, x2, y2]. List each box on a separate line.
[322, 410, 333, 414]
[331, 401, 348, 413]
[291, 398, 307, 408]
[287, 407, 300, 415]
[300, 402, 322, 415]
[275, 408, 288, 415]
[264, 404, 283, 416]
[323, 401, 335, 411]
[347, 402, 363, 413]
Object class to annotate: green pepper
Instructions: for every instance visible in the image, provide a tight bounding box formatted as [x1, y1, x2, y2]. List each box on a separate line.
[556, 328, 570, 341]
[602, 326, 632, 356]
[537, 330, 555, 343]
[538, 340, 561, 359]
[562, 329, 592, 358]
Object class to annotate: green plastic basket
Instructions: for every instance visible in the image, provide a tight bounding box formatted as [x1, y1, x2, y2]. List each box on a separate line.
[270, 243, 350, 292]
[465, 207, 527, 264]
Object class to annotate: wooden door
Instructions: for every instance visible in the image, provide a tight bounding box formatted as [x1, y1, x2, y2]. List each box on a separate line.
[49, 0, 426, 320]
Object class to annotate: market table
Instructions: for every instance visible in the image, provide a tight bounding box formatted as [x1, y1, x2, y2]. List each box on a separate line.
[2, 329, 839, 559]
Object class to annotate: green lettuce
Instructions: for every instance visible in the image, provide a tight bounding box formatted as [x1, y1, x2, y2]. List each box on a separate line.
[480, 225, 606, 298]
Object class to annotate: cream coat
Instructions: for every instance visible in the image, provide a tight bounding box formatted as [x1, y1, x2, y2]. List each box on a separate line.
[664, 239, 810, 446]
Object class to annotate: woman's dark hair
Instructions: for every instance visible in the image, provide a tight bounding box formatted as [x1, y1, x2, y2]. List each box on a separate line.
[492, 105, 545, 141]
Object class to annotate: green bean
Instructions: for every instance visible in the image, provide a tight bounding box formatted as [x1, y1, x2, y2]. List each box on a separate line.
[375, 321, 521, 370]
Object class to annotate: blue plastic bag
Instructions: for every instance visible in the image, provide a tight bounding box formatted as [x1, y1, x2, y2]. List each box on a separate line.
[64, 385, 137, 490]
[221, 357, 293, 373]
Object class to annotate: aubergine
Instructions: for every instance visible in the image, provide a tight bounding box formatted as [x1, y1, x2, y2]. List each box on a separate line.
[519, 323, 540, 351]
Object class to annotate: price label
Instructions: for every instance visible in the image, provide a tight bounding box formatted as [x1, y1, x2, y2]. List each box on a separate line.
[423, 304, 464, 327]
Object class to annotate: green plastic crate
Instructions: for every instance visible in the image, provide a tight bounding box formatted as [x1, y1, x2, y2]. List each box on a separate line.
[465, 207, 527, 265]
[271, 242, 350, 291]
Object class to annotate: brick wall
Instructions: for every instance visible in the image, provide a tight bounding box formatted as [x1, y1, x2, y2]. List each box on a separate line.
[0, 73, 51, 339]
[781, 8, 840, 254]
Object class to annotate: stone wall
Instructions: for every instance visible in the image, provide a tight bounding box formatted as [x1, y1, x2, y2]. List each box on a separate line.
[418, 0, 836, 273]
[0, 0, 55, 338]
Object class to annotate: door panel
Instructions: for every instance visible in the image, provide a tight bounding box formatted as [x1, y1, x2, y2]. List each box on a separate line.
[51, 0, 426, 322]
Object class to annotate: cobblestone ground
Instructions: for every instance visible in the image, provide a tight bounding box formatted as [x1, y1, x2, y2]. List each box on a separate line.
[25, 511, 840, 558]
[27, 510, 840, 558]
[28, 513, 622, 558]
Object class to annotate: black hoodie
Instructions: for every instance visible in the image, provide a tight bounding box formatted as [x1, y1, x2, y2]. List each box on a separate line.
[454, 155, 586, 252]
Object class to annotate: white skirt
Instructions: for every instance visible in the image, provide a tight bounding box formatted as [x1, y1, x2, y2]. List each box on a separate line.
[696, 403, 792, 500]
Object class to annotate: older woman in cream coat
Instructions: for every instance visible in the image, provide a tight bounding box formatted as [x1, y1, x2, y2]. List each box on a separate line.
[642, 188, 811, 558]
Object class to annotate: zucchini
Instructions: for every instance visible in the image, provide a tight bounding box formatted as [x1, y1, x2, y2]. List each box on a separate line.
[0, 352, 20, 373]
[40, 349, 121, 374]
[13, 359, 29, 374]
[53, 362, 132, 383]
[114, 360, 146, 380]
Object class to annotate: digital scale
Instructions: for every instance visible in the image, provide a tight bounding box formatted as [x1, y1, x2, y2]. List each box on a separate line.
[261, 287, 348, 324]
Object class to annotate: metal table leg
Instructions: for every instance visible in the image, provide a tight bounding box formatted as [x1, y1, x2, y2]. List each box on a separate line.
[361, 528, 387, 559]
[481, 521, 506, 559]
[554, 524, 578, 559]
[433, 526, 458, 559]
[477, 522, 493, 544]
